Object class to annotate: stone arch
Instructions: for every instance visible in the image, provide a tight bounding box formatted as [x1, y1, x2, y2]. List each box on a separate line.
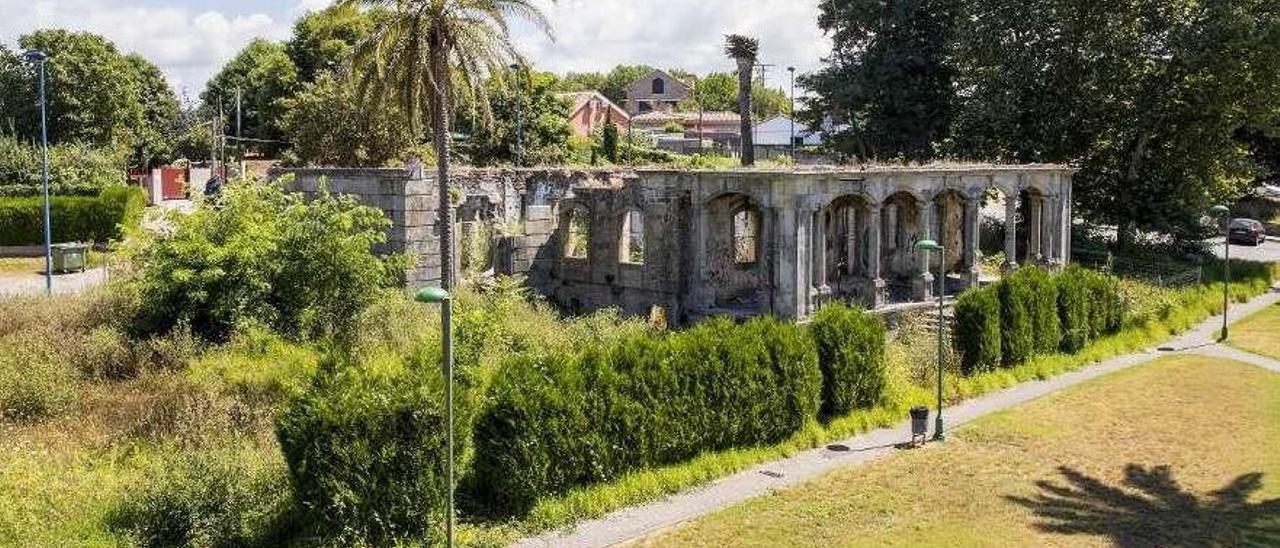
[618, 208, 645, 264]
[881, 191, 925, 284]
[559, 202, 592, 260]
[705, 192, 766, 309]
[823, 194, 874, 283]
[932, 189, 968, 275]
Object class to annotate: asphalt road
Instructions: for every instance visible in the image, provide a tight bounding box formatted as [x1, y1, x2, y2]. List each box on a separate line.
[0, 265, 108, 297]
[1206, 236, 1280, 263]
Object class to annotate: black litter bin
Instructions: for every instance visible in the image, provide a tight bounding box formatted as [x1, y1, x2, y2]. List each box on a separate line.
[909, 406, 930, 445]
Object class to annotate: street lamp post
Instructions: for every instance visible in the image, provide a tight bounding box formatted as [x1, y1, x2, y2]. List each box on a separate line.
[509, 63, 524, 167]
[916, 239, 946, 441]
[23, 50, 52, 296]
[1210, 205, 1231, 341]
[415, 287, 454, 548]
[787, 66, 796, 159]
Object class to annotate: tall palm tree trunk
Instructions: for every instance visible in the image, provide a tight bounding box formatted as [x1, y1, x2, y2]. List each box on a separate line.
[737, 58, 755, 166]
[430, 48, 456, 290]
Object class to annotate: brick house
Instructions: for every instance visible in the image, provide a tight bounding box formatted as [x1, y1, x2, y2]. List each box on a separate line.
[624, 69, 692, 115]
[557, 91, 630, 137]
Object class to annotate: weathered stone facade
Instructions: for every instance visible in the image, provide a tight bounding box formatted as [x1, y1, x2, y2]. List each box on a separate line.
[277, 165, 1075, 323]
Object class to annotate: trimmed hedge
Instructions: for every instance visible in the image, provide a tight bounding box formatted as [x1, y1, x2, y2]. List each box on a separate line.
[0, 186, 144, 245]
[472, 316, 822, 515]
[276, 360, 450, 543]
[954, 288, 1002, 374]
[809, 303, 887, 417]
[956, 266, 1124, 373]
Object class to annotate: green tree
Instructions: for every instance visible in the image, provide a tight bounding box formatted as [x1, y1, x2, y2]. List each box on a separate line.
[601, 118, 619, 163]
[281, 73, 418, 167]
[126, 54, 181, 168]
[0, 45, 33, 136]
[560, 64, 655, 106]
[351, 0, 553, 290]
[725, 34, 759, 166]
[202, 39, 300, 155]
[461, 71, 571, 166]
[287, 2, 378, 81]
[15, 30, 143, 149]
[682, 72, 789, 119]
[802, 0, 960, 162]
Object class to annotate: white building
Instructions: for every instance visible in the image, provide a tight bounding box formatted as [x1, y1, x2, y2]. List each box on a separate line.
[753, 115, 822, 147]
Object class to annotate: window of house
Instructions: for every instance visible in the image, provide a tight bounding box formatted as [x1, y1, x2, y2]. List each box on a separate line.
[620, 210, 645, 264]
[732, 208, 759, 264]
[652, 78, 665, 95]
[565, 207, 591, 259]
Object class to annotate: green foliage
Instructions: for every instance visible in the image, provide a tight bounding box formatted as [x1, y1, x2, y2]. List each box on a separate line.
[802, 0, 960, 161]
[286, 2, 376, 82]
[280, 73, 418, 167]
[997, 274, 1035, 366]
[461, 72, 572, 166]
[1056, 266, 1092, 352]
[108, 448, 293, 548]
[0, 186, 143, 245]
[472, 315, 821, 515]
[1016, 267, 1062, 355]
[126, 54, 183, 167]
[125, 179, 406, 343]
[202, 39, 299, 156]
[1087, 268, 1125, 339]
[809, 303, 887, 417]
[953, 287, 1001, 374]
[0, 334, 75, 422]
[600, 119, 619, 163]
[558, 65, 655, 106]
[276, 356, 449, 544]
[0, 134, 129, 193]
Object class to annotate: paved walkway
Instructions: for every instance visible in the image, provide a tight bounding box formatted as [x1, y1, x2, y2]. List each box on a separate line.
[0, 265, 108, 297]
[518, 285, 1280, 548]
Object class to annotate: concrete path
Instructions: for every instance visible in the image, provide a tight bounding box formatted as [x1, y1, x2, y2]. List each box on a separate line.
[518, 285, 1280, 548]
[0, 265, 108, 297]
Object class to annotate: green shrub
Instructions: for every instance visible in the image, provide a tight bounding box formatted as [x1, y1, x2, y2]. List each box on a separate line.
[954, 287, 1002, 374]
[1057, 266, 1092, 352]
[998, 275, 1035, 367]
[107, 448, 293, 548]
[1086, 270, 1124, 338]
[472, 315, 821, 515]
[276, 356, 451, 544]
[0, 135, 127, 191]
[809, 303, 887, 417]
[0, 334, 75, 422]
[126, 179, 408, 343]
[0, 186, 144, 245]
[1016, 267, 1062, 355]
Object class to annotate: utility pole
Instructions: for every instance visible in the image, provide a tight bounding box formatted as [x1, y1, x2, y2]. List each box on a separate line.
[509, 64, 524, 167]
[235, 88, 243, 178]
[787, 67, 796, 159]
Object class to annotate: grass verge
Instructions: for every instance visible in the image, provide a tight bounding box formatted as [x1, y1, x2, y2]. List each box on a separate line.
[640, 354, 1280, 546]
[1229, 301, 1280, 360]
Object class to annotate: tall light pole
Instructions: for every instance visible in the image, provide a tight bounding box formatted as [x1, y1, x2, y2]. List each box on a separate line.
[787, 66, 796, 159]
[1210, 205, 1231, 341]
[416, 287, 454, 548]
[509, 63, 524, 167]
[916, 238, 946, 441]
[23, 50, 52, 296]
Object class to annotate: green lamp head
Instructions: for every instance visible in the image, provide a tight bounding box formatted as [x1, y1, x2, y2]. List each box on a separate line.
[415, 287, 450, 303]
[915, 239, 943, 252]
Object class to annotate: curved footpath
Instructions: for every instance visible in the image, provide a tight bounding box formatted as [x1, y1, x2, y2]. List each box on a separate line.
[518, 285, 1280, 548]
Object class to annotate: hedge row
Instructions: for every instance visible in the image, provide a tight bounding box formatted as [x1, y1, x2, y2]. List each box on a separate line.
[955, 265, 1124, 374]
[0, 183, 105, 197]
[472, 304, 887, 515]
[0, 186, 144, 245]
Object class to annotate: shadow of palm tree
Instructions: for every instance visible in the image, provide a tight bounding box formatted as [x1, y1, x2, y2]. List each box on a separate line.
[1008, 464, 1280, 547]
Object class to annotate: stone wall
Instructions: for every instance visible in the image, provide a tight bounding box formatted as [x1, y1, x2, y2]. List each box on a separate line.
[275, 164, 1077, 323]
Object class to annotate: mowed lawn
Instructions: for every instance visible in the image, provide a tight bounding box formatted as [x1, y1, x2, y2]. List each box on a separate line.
[1230, 301, 1280, 360]
[636, 355, 1280, 547]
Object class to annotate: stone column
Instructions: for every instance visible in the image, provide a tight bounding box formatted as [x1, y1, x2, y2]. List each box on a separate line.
[1045, 194, 1065, 269]
[692, 199, 712, 310]
[963, 196, 981, 288]
[812, 208, 828, 292]
[1003, 194, 1019, 272]
[912, 197, 935, 301]
[1029, 196, 1043, 264]
[864, 202, 886, 308]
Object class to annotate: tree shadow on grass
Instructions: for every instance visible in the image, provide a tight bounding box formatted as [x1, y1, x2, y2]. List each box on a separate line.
[1008, 464, 1280, 547]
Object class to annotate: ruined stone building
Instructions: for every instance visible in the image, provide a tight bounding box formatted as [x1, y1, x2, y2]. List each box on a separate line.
[280, 165, 1075, 323]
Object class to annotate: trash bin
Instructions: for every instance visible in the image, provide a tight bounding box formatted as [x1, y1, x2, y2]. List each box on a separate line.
[909, 406, 930, 446]
[51, 243, 88, 273]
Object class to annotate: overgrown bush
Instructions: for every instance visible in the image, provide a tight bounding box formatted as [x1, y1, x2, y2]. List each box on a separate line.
[0, 135, 127, 192]
[108, 448, 293, 548]
[1017, 267, 1062, 354]
[1057, 266, 1092, 352]
[997, 275, 1035, 366]
[953, 287, 1002, 374]
[0, 186, 144, 245]
[809, 303, 887, 417]
[472, 315, 821, 515]
[0, 334, 76, 422]
[276, 356, 451, 544]
[126, 178, 408, 343]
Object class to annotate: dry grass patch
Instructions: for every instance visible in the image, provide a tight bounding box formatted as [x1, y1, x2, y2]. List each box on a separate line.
[637, 355, 1280, 547]
[1230, 301, 1280, 360]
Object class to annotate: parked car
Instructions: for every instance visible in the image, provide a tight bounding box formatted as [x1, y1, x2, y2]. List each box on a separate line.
[1228, 218, 1266, 246]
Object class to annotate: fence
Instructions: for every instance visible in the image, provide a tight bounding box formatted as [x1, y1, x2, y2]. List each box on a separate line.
[1071, 248, 1203, 287]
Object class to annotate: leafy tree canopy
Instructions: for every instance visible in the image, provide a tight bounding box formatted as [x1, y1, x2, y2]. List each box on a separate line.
[287, 2, 379, 82]
[281, 73, 418, 167]
[202, 39, 300, 155]
[680, 72, 790, 120]
[461, 71, 572, 167]
[559, 64, 655, 105]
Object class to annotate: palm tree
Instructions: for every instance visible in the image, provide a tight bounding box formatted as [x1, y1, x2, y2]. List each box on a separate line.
[724, 34, 759, 167]
[349, 0, 552, 290]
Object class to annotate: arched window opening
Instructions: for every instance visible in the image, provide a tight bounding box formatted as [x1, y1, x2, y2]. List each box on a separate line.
[652, 78, 665, 94]
[732, 208, 759, 264]
[620, 210, 645, 264]
[565, 207, 591, 259]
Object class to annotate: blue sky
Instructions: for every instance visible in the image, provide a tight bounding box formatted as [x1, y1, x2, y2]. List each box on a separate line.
[2, 0, 828, 98]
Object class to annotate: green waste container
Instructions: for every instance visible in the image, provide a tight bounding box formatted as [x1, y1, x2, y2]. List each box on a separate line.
[51, 243, 88, 273]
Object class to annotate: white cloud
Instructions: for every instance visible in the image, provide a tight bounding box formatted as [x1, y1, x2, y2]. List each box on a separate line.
[1, 0, 828, 97]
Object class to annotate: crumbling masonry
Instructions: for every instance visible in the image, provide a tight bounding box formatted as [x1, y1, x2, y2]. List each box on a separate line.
[280, 165, 1075, 323]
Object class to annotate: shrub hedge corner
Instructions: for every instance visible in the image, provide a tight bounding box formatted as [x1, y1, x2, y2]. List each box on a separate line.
[809, 303, 887, 417]
[0, 185, 144, 246]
